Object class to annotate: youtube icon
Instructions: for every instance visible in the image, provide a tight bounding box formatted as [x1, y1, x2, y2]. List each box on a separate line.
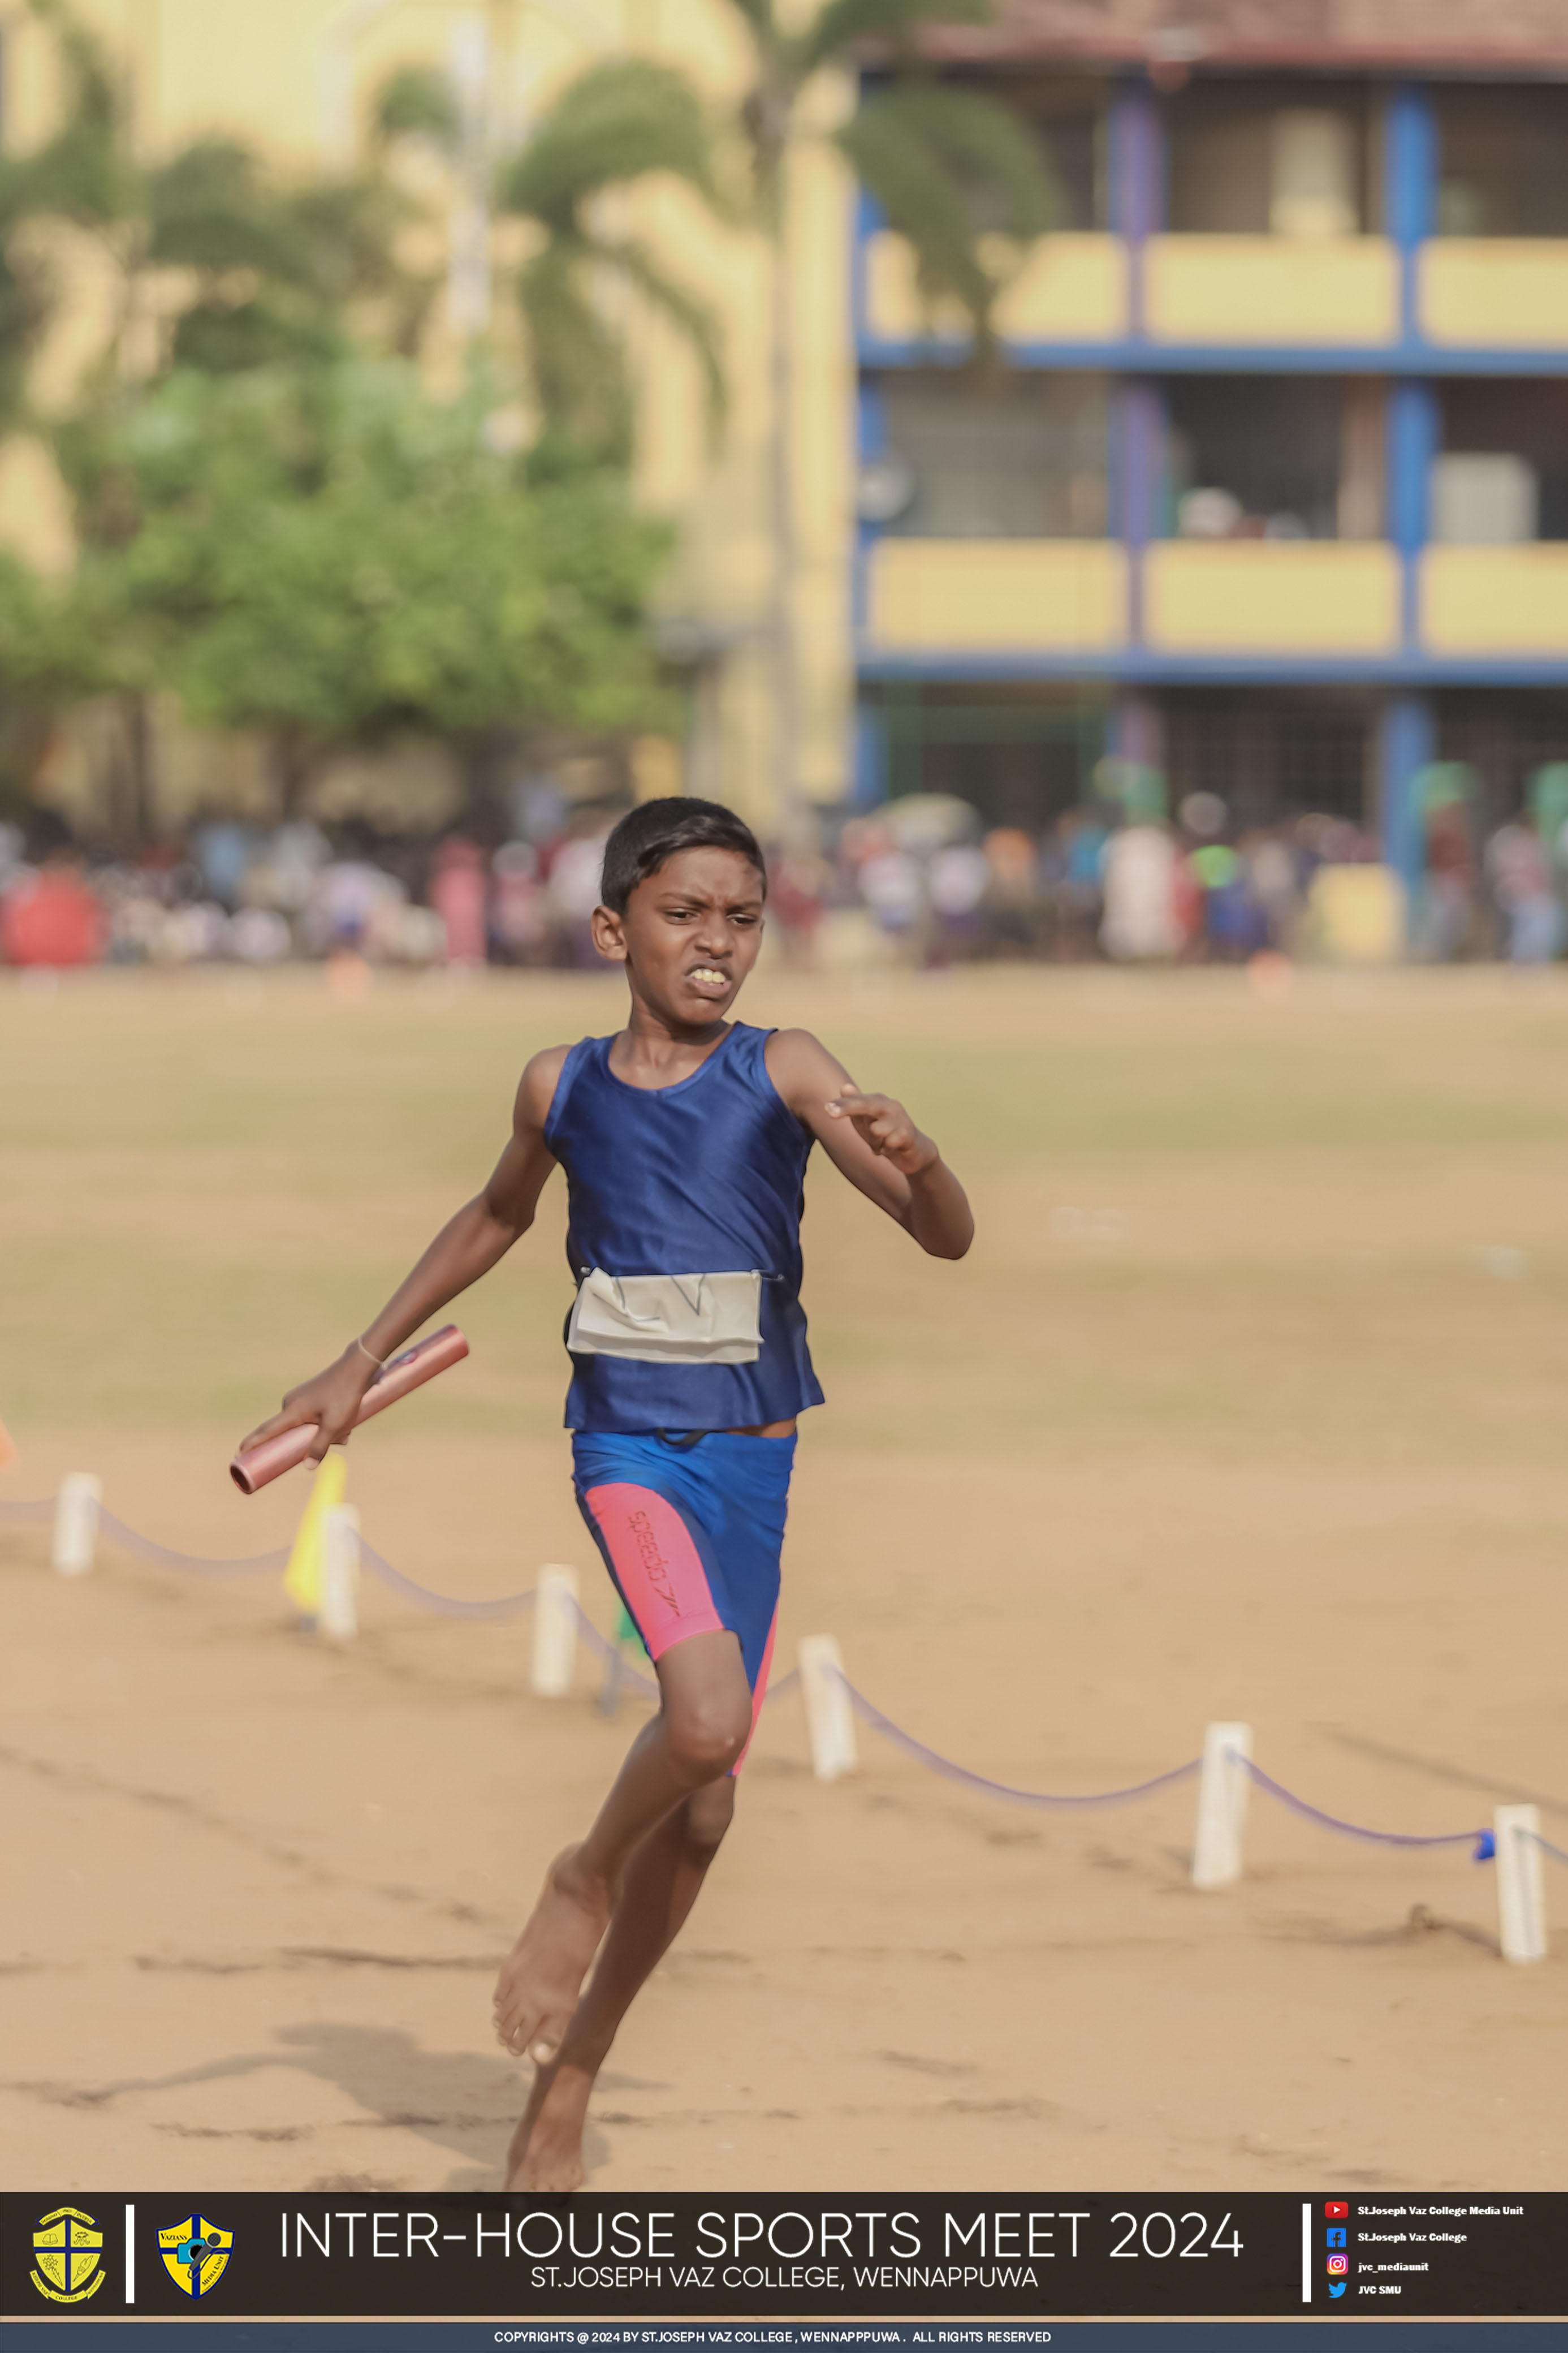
[1325, 2200, 1350, 2218]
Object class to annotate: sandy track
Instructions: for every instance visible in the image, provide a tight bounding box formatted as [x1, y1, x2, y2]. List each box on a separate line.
[2, 1427, 1563, 2193]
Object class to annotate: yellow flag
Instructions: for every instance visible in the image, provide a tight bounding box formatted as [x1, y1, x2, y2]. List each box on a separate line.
[283, 1450, 346, 1617]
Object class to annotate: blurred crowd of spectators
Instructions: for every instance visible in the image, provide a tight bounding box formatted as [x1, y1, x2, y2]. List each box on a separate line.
[0, 804, 612, 975]
[3, 772, 1566, 974]
[825, 796, 1385, 966]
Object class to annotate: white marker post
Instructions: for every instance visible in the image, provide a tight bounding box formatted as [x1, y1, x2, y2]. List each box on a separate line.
[52, 1473, 101, 1576]
[1191, 1720, 1252, 1889]
[530, 1565, 579, 1697]
[1494, 1804, 1547, 1964]
[798, 1635, 857, 1782]
[319, 1504, 360, 1642]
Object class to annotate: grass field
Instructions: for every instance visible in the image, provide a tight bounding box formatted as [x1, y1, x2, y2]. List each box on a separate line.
[2, 963, 1566, 2195]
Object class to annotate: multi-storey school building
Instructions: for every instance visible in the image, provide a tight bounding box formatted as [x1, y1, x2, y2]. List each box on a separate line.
[1, 1, 1565, 858]
[852, 3, 1568, 874]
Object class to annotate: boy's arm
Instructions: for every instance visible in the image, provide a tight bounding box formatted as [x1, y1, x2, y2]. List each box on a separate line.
[239, 1045, 568, 1462]
[766, 1029, 973, 1261]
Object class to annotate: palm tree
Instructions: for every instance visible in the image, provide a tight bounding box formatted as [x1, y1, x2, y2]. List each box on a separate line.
[727, 0, 1057, 828]
[0, 0, 126, 430]
[495, 58, 728, 474]
[362, 55, 727, 472]
[0, 177, 53, 439]
[11, 2, 448, 411]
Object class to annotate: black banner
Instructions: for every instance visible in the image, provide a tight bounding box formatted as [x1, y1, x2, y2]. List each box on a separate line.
[3, 2192, 1561, 2321]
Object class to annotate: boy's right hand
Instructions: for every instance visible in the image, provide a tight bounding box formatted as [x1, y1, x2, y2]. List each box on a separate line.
[239, 1346, 380, 1463]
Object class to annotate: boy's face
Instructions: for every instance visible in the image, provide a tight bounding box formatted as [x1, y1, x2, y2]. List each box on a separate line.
[593, 846, 766, 1025]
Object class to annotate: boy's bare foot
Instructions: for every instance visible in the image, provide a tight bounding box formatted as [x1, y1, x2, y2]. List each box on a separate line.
[493, 1846, 610, 2062]
[503, 2057, 594, 2191]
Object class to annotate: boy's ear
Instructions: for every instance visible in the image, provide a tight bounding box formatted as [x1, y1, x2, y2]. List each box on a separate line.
[591, 904, 629, 962]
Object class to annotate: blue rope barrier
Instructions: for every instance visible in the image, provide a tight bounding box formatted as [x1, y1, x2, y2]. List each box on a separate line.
[835, 1672, 1202, 1809]
[98, 1508, 289, 1576]
[2, 1493, 800, 1706]
[358, 1539, 536, 1621]
[1229, 1751, 1492, 1859]
[3, 1494, 1556, 1855]
[831, 1678, 1501, 1857]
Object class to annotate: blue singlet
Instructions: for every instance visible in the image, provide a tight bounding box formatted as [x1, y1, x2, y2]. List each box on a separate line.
[544, 1022, 825, 1433]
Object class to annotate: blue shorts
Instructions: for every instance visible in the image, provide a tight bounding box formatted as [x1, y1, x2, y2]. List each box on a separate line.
[571, 1430, 796, 1768]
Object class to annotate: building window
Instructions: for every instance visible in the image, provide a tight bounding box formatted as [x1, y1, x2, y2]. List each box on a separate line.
[1164, 691, 1373, 825]
[1165, 376, 1369, 542]
[876, 372, 1108, 540]
[872, 683, 1108, 830]
[948, 71, 1109, 231]
[1165, 80, 1373, 238]
[1435, 85, 1568, 238]
[1433, 381, 1568, 543]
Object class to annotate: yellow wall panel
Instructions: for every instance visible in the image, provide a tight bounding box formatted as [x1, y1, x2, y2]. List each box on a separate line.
[866, 541, 1127, 653]
[866, 233, 1128, 344]
[997, 236, 1130, 342]
[1144, 236, 1399, 346]
[1144, 544, 1402, 653]
[1419, 242, 1568, 349]
[1422, 548, 1568, 654]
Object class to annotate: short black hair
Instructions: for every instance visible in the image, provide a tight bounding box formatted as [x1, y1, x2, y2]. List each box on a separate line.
[599, 796, 767, 915]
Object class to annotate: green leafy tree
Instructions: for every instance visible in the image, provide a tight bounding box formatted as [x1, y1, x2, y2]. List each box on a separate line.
[0, 551, 94, 818]
[92, 362, 674, 816]
[728, 0, 1057, 824]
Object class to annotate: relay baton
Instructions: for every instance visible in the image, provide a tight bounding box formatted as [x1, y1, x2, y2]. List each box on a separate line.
[230, 1325, 469, 1495]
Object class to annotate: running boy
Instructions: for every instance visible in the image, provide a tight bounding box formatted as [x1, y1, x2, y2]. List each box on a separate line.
[240, 798, 973, 2190]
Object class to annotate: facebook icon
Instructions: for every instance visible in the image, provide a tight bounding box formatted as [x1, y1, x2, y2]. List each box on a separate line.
[1327, 2228, 1347, 2249]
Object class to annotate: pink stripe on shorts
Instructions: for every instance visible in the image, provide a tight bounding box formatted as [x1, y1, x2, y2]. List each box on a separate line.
[581, 1482, 725, 1658]
[732, 1602, 777, 1773]
[581, 1479, 780, 1774]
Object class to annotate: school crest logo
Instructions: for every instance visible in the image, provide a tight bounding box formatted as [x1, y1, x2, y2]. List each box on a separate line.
[158, 2214, 234, 2297]
[30, 2206, 105, 2303]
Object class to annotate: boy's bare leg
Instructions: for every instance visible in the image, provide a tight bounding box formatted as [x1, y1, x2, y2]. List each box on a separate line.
[504, 1776, 735, 2190]
[493, 1630, 752, 2064]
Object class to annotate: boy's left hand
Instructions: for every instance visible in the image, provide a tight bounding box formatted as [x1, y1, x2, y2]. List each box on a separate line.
[824, 1084, 938, 1176]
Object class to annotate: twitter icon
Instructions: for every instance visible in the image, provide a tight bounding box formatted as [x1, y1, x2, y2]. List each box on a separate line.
[1329, 2283, 1347, 2300]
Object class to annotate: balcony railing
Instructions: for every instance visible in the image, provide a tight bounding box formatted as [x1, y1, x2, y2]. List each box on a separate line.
[1142, 544, 1402, 654]
[1420, 547, 1568, 653]
[860, 229, 1568, 357]
[861, 540, 1566, 666]
[866, 541, 1127, 654]
[1143, 236, 1399, 347]
[1418, 242, 1568, 349]
[865, 232, 1129, 347]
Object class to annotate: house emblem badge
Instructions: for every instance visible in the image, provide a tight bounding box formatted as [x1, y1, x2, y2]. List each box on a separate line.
[31, 2206, 105, 2303]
